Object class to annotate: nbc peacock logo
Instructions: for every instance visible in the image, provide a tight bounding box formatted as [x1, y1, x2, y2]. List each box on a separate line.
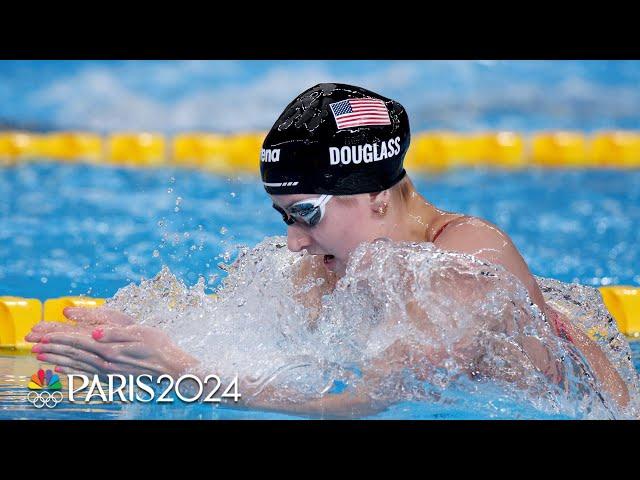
[26, 368, 64, 409]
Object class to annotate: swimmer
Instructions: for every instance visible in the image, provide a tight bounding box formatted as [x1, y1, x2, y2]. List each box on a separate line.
[25, 83, 630, 416]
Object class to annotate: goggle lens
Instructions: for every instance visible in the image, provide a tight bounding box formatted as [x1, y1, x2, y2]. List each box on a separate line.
[272, 195, 332, 227]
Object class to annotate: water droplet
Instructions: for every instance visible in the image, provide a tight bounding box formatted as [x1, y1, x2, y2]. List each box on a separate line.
[230, 192, 236, 198]
[153, 250, 160, 258]
[40, 277, 48, 284]
[220, 227, 228, 235]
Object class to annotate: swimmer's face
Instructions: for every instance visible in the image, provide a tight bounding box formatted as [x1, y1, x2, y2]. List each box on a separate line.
[271, 192, 390, 276]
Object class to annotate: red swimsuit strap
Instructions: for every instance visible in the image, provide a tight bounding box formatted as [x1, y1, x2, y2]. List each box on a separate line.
[432, 223, 449, 242]
[432, 216, 465, 242]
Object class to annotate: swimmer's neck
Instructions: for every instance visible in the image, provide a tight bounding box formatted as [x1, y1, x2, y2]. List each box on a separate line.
[320, 180, 458, 281]
[384, 181, 454, 243]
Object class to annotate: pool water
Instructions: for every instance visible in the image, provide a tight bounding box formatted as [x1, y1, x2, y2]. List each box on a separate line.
[1, 162, 639, 419]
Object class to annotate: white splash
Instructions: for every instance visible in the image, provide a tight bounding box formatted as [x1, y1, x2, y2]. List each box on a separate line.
[106, 236, 640, 419]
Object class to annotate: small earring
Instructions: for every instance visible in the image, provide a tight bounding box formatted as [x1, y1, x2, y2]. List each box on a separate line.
[378, 202, 388, 215]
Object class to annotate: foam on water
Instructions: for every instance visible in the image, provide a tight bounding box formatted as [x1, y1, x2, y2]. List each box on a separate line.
[106, 236, 640, 419]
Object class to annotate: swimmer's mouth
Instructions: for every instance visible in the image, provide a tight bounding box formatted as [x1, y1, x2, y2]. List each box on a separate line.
[323, 254, 335, 264]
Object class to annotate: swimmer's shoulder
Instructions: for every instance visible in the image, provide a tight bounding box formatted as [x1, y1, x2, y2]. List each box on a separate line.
[431, 213, 547, 309]
[430, 214, 512, 250]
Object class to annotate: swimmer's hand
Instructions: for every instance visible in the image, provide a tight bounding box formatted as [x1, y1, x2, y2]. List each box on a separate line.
[26, 307, 396, 417]
[25, 306, 136, 349]
[25, 306, 136, 348]
[25, 307, 199, 379]
[26, 306, 135, 338]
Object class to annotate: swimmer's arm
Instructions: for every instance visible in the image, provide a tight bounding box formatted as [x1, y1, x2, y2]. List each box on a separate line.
[236, 385, 385, 419]
[434, 218, 630, 405]
[180, 342, 408, 418]
[421, 220, 561, 379]
[28, 304, 389, 417]
[180, 365, 388, 418]
[433, 217, 547, 310]
[550, 313, 630, 407]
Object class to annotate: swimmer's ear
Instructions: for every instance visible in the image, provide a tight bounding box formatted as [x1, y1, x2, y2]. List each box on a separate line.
[368, 190, 391, 214]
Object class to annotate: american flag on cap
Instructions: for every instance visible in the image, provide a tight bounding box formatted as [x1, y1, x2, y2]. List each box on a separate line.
[329, 97, 391, 130]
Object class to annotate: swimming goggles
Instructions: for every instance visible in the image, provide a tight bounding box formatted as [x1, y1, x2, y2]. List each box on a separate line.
[272, 194, 333, 227]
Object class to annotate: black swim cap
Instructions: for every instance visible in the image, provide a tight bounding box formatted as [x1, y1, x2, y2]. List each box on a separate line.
[260, 83, 410, 195]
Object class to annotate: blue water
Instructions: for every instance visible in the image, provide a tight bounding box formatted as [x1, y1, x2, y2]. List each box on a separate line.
[1, 60, 640, 132]
[1, 163, 638, 299]
[0, 162, 639, 419]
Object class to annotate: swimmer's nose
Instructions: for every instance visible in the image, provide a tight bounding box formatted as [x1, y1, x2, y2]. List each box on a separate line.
[287, 225, 312, 252]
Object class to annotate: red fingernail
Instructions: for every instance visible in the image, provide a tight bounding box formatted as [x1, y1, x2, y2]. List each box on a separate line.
[31, 345, 41, 353]
[41, 337, 50, 344]
[36, 354, 47, 361]
[54, 366, 63, 373]
[92, 328, 104, 340]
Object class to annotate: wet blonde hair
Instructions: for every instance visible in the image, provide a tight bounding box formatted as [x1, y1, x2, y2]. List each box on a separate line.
[335, 175, 414, 208]
[391, 175, 413, 206]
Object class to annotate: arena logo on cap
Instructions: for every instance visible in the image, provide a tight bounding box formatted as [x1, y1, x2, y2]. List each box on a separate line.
[329, 137, 401, 166]
[26, 368, 63, 409]
[260, 148, 280, 162]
